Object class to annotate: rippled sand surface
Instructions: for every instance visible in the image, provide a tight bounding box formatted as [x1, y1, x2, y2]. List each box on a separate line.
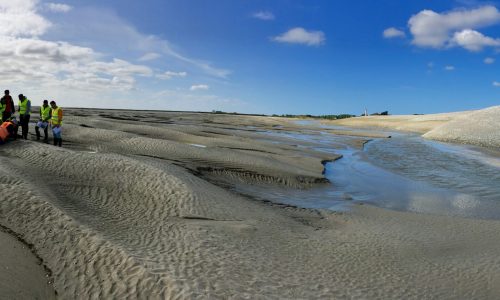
[1, 109, 500, 298]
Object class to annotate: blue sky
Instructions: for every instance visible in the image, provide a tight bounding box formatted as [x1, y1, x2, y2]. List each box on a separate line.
[1, 0, 499, 115]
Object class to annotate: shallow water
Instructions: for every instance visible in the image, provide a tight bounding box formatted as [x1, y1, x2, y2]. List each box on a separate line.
[240, 127, 500, 220]
[334, 136, 500, 219]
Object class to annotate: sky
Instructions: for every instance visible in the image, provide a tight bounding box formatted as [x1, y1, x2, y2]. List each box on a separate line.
[1, 0, 499, 115]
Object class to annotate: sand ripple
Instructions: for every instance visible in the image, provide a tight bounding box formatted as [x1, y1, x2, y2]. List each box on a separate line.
[1, 110, 500, 298]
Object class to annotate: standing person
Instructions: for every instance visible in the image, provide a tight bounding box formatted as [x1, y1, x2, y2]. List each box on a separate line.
[0, 96, 4, 120]
[35, 100, 51, 142]
[18, 94, 31, 139]
[1, 90, 15, 122]
[50, 101, 63, 147]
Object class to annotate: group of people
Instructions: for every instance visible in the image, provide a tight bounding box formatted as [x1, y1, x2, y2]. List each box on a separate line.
[0, 90, 63, 146]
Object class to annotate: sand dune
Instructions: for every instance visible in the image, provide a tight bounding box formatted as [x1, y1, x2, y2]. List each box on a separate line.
[1, 109, 499, 298]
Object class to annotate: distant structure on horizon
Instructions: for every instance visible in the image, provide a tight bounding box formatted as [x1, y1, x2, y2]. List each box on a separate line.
[364, 108, 368, 116]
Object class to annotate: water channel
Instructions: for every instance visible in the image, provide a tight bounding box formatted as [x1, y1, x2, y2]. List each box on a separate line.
[236, 124, 500, 220]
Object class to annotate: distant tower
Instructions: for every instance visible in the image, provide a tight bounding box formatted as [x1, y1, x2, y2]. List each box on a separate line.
[364, 108, 368, 116]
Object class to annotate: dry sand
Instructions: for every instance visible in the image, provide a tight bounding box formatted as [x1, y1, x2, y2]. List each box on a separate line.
[328, 106, 500, 149]
[423, 106, 500, 148]
[327, 110, 470, 133]
[0, 108, 499, 298]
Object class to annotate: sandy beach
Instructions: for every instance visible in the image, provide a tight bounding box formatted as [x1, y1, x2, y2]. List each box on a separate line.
[1, 107, 500, 298]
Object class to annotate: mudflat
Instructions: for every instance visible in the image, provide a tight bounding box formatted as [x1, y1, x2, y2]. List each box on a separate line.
[0, 107, 499, 299]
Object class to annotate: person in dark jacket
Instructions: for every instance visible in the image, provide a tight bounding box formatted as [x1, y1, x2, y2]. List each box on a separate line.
[0, 90, 15, 122]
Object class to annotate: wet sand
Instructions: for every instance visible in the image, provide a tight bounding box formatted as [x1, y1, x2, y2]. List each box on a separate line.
[0, 108, 499, 298]
[0, 227, 56, 299]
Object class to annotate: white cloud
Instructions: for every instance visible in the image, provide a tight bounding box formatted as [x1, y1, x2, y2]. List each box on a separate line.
[253, 11, 275, 21]
[190, 84, 209, 91]
[408, 6, 500, 50]
[0, 0, 51, 37]
[45, 6, 231, 78]
[157, 71, 187, 80]
[0, 1, 153, 93]
[0, 36, 153, 91]
[87, 58, 152, 77]
[427, 62, 434, 68]
[484, 57, 495, 64]
[383, 27, 406, 39]
[444, 65, 455, 71]
[450, 29, 500, 51]
[138, 52, 161, 61]
[272, 27, 325, 46]
[45, 3, 72, 13]
[0, 0, 237, 111]
[493, 81, 500, 87]
[172, 54, 230, 78]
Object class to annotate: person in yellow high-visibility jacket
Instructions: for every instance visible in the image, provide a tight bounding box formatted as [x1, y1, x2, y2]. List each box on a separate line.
[18, 94, 31, 139]
[35, 100, 52, 142]
[0, 99, 4, 121]
[49, 100, 63, 147]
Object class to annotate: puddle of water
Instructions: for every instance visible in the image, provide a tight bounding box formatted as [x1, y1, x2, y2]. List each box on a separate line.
[189, 144, 207, 148]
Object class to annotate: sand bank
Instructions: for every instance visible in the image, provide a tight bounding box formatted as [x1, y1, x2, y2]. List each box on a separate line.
[327, 106, 500, 149]
[423, 106, 500, 148]
[0, 109, 499, 298]
[326, 110, 469, 133]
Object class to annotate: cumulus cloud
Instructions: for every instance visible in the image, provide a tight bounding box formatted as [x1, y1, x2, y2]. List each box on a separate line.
[450, 29, 500, 51]
[0, 36, 153, 91]
[484, 57, 495, 64]
[253, 11, 275, 20]
[2, 37, 94, 62]
[0, 0, 236, 111]
[493, 81, 500, 86]
[157, 71, 187, 80]
[383, 27, 406, 38]
[0, 0, 232, 100]
[444, 65, 455, 71]
[408, 5, 500, 51]
[0, 0, 153, 92]
[272, 27, 325, 46]
[190, 84, 209, 91]
[45, 3, 72, 13]
[138, 52, 161, 61]
[0, 0, 51, 37]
